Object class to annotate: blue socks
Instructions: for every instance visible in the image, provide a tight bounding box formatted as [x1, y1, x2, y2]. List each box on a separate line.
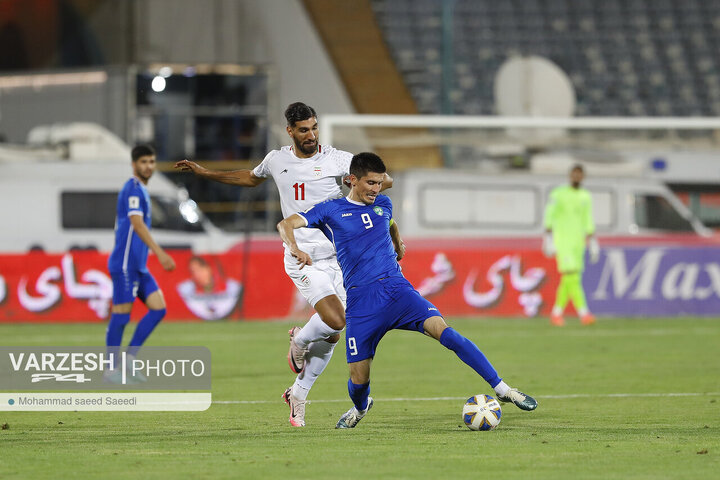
[106, 312, 130, 368]
[106, 309, 165, 365]
[439, 327, 501, 388]
[348, 378, 370, 411]
[106, 312, 131, 346]
[344, 329, 500, 410]
[127, 309, 166, 357]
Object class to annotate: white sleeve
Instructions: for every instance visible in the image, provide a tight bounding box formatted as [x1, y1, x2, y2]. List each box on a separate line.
[330, 147, 353, 176]
[252, 151, 275, 178]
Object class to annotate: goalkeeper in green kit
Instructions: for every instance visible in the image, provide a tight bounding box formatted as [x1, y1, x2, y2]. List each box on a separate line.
[543, 164, 599, 326]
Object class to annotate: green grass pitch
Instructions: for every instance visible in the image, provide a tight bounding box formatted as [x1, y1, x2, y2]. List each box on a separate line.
[1, 317, 718, 479]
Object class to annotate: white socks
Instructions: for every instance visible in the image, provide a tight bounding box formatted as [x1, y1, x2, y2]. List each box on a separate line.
[293, 340, 337, 400]
[294, 313, 342, 348]
[493, 381, 511, 397]
[290, 313, 344, 400]
[291, 383, 310, 401]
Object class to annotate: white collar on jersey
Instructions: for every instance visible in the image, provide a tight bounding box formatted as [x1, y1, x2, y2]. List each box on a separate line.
[345, 197, 366, 206]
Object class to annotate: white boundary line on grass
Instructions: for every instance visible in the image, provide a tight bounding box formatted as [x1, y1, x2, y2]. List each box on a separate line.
[213, 391, 720, 405]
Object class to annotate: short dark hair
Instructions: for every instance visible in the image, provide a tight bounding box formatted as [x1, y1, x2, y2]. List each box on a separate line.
[131, 145, 156, 162]
[285, 102, 317, 127]
[571, 163, 584, 173]
[350, 152, 386, 179]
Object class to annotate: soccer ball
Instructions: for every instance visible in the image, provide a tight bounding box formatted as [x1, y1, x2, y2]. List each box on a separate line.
[462, 394, 502, 431]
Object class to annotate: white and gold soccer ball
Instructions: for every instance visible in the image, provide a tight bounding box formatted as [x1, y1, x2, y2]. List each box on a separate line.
[462, 394, 502, 431]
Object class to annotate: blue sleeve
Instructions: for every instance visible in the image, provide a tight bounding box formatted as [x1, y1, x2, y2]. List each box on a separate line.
[297, 201, 332, 228]
[379, 195, 393, 219]
[117, 186, 128, 217]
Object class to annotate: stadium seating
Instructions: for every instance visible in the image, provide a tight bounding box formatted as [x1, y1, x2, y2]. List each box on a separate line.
[371, 0, 720, 116]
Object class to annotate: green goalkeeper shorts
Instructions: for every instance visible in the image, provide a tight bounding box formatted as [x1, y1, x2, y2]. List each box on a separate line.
[556, 245, 585, 273]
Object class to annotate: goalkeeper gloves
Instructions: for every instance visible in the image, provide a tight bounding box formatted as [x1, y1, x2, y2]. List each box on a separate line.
[588, 237, 600, 264]
[542, 233, 555, 258]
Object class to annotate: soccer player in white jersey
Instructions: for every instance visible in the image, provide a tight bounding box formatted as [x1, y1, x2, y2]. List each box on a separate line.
[174, 102, 392, 426]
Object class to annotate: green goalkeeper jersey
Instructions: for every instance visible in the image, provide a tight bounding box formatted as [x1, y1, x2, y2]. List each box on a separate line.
[544, 185, 595, 253]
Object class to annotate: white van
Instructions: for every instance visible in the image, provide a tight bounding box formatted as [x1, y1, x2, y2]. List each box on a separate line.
[388, 169, 711, 238]
[0, 160, 244, 253]
[0, 122, 243, 253]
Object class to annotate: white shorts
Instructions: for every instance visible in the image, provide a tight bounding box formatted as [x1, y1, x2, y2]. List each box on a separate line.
[284, 254, 347, 308]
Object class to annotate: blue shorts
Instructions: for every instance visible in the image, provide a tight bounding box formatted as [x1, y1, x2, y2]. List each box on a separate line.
[110, 270, 159, 305]
[344, 275, 443, 362]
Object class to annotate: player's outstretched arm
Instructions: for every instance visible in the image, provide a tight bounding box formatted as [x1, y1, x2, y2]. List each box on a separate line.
[389, 219, 405, 260]
[277, 214, 312, 268]
[173, 159, 266, 187]
[129, 215, 176, 271]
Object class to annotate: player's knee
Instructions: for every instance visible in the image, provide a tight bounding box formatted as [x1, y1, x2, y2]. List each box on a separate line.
[348, 360, 370, 384]
[326, 333, 341, 344]
[145, 291, 166, 310]
[350, 371, 369, 384]
[320, 310, 345, 330]
[111, 303, 132, 314]
[423, 316, 448, 340]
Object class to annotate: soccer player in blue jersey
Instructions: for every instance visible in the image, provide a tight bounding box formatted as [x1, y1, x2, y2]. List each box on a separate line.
[106, 145, 176, 382]
[278, 152, 538, 428]
[175, 103, 392, 426]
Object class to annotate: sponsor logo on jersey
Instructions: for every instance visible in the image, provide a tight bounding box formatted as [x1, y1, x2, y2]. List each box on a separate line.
[280, 169, 288, 174]
[373, 206, 383, 216]
[314, 167, 322, 177]
[342, 213, 352, 217]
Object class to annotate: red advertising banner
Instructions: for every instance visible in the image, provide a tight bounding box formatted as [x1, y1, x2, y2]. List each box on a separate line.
[0, 242, 561, 323]
[4, 236, 718, 322]
[402, 248, 555, 318]
[0, 249, 297, 323]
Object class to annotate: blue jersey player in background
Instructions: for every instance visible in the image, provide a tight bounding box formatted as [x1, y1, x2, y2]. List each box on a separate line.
[278, 152, 538, 428]
[106, 145, 176, 382]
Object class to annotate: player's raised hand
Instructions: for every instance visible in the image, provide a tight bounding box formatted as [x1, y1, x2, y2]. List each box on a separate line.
[174, 159, 207, 175]
[290, 247, 312, 269]
[158, 251, 176, 271]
